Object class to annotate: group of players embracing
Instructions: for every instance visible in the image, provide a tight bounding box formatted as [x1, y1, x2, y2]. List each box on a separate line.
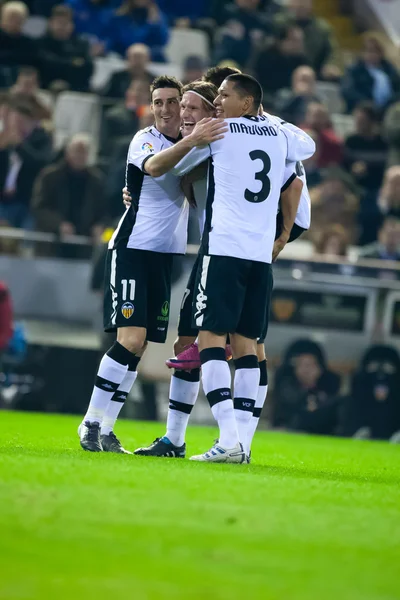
[78, 65, 314, 463]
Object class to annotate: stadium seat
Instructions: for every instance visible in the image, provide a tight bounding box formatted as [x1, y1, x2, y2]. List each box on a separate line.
[22, 15, 47, 38]
[316, 81, 345, 114]
[165, 28, 209, 66]
[91, 55, 126, 92]
[331, 113, 354, 138]
[148, 62, 183, 81]
[53, 92, 101, 162]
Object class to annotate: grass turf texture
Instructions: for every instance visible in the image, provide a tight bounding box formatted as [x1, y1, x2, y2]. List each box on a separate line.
[0, 412, 399, 600]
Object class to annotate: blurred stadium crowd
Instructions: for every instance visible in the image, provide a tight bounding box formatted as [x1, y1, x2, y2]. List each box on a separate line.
[1, 0, 400, 257]
[1, 0, 400, 440]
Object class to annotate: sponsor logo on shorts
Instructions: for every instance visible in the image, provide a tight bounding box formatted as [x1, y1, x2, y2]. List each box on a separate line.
[121, 302, 134, 319]
[141, 142, 154, 153]
[157, 301, 169, 322]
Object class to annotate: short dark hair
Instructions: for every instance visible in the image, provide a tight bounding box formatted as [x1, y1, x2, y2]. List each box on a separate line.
[225, 73, 263, 109]
[182, 80, 218, 110]
[354, 100, 381, 123]
[51, 4, 73, 18]
[150, 75, 183, 100]
[203, 66, 241, 89]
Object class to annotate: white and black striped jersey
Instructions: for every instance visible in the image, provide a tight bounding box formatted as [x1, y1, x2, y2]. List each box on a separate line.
[172, 115, 315, 263]
[109, 126, 189, 254]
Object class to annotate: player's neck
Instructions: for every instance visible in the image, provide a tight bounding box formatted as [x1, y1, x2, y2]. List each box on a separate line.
[156, 122, 181, 141]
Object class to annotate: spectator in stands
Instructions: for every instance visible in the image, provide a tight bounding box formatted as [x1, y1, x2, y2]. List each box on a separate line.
[158, 0, 209, 25]
[138, 104, 154, 128]
[66, 0, 114, 57]
[33, 133, 106, 241]
[10, 67, 53, 120]
[103, 43, 153, 98]
[0, 1, 38, 88]
[343, 101, 387, 193]
[275, 0, 341, 79]
[378, 166, 400, 219]
[253, 24, 308, 98]
[341, 33, 400, 114]
[358, 216, 400, 261]
[272, 338, 341, 435]
[275, 65, 320, 125]
[182, 55, 206, 85]
[302, 102, 343, 168]
[213, 0, 275, 67]
[108, 0, 169, 62]
[343, 345, 400, 441]
[313, 224, 349, 258]
[359, 165, 400, 246]
[0, 95, 53, 229]
[103, 78, 150, 155]
[308, 168, 359, 244]
[383, 100, 400, 167]
[39, 5, 93, 92]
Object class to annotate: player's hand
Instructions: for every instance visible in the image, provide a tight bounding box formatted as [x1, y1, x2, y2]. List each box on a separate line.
[187, 117, 228, 148]
[272, 233, 289, 262]
[122, 186, 132, 208]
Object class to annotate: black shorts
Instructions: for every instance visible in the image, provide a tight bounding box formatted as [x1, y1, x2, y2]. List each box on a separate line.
[103, 247, 173, 343]
[178, 253, 201, 338]
[275, 212, 307, 242]
[193, 254, 273, 340]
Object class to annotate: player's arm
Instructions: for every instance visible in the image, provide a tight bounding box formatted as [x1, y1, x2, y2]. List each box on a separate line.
[272, 172, 303, 262]
[280, 123, 316, 163]
[144, 118, 227, 178]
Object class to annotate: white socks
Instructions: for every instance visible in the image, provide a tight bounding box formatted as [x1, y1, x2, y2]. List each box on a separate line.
[83, 342, 140, 428]
[165, 369, 200, 446]
[101, 370, 138, 435]
[233, 356, 260, 455]
[246, 359, 268, 454]
[200, 348, 239, 449]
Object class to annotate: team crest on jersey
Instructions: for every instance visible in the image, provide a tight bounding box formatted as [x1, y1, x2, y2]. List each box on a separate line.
[141, 142, 154, 153]
[121, 302, 134, 319]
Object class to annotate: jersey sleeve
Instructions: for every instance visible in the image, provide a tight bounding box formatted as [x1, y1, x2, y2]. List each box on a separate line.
[127, 130, 162, 172]
[280, 124, 316, 163]
[171, 146, 211, 176]
[281, 162, 297, 192]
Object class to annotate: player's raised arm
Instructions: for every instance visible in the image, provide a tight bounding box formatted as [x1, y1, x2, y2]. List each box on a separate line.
[144, 118, 228, 178]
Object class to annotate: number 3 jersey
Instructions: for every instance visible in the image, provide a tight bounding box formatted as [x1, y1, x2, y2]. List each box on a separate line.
[109, 126, 189, 254]
[172, 115, 315, 264]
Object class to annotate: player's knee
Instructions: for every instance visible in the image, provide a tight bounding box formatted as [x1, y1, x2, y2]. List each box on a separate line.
[257, 343, 266, 362]
[117, 328, 146, 355]
[230, 335, 257, 359]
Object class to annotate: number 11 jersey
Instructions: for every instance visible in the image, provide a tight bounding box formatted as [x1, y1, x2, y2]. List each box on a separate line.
[172, 115, 315, 264]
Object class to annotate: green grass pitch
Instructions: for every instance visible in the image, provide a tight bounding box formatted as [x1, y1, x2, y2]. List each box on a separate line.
[0, 411, 399, 600]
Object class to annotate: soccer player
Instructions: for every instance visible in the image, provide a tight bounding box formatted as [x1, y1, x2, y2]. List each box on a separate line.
[133, 74, 315, 461]
[78, 75, 225, 453]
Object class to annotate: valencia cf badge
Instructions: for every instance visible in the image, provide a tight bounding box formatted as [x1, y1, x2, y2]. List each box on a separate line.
[121, 302, 134, 319]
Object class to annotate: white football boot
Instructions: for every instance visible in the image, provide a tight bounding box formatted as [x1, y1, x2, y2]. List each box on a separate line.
[190, 442, 245, 463]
